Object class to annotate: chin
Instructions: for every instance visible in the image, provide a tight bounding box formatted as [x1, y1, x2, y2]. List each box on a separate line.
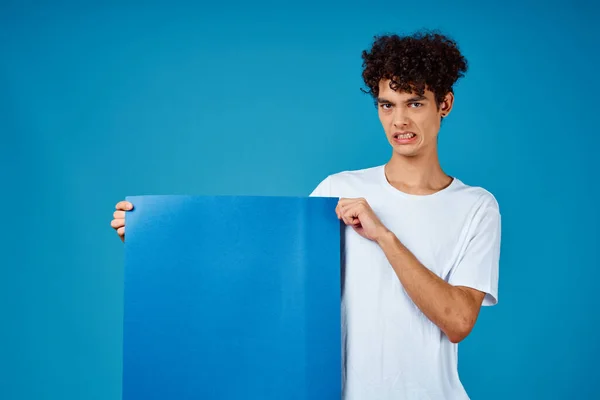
[388, 141, 421, 157]
[393, 148, 420, 158]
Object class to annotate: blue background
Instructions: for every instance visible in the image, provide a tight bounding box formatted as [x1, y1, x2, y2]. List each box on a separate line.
[1, 1, 598, 399]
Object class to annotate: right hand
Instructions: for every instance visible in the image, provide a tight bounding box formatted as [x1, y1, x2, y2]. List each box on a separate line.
[111, 200, 133, 242]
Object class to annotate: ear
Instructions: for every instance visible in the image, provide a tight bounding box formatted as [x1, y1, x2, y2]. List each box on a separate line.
[440, 92, 455, 118]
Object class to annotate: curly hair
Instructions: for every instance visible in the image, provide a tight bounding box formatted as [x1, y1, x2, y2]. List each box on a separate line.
[361, 30, 468, 107]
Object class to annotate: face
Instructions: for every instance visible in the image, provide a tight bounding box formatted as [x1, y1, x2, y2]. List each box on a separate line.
[377, 79, 453, 158]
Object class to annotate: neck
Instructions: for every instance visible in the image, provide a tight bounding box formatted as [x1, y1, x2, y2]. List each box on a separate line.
[385, 149, 452, 195]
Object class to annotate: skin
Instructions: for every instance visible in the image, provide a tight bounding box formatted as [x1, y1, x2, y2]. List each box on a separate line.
[110, 78, 485, 342]
[111, 200, 131, 242]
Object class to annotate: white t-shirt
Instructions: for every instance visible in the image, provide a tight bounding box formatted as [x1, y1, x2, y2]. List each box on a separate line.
[310, 164, 501, 400]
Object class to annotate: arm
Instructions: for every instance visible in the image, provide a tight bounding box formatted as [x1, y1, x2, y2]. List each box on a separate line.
[337, 198, 488, 343]
[376, 231, 485, 343]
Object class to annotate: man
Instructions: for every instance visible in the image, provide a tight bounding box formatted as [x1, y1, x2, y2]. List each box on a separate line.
[111, 31, 501, 399]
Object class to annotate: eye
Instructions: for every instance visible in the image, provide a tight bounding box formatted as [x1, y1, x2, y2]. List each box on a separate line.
[409, 102, 423, 108]
[379, 103, 392, 110]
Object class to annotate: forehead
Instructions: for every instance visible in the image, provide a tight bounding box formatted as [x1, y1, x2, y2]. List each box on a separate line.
[378, 79, 434, 100]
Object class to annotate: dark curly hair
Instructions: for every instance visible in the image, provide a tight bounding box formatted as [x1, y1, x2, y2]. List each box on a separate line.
[361, 30, 468, 108]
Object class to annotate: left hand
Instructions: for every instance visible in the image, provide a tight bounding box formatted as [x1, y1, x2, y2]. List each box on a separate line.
[336, 198, 390, 241]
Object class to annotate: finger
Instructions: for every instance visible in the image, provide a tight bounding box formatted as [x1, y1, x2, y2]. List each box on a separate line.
[113, 210, 126, 219]
[339, 200, 368, 215]
[341, 202, 364, 217]
[116, 201, 133, 211]
[343, 215, 361, 227]
[341, 215, 353, 226]
[337, 198, 361, 207]
[117, 227, 125, 240]
[337, 203, 346, 219]
[342, 204, 364, 226]
[111, 218, 125, 229]
[335, 204, 343, 219]
[337, 202, 349, 217]
[341, 207, 360, 226]
[338, 197, 368, 206]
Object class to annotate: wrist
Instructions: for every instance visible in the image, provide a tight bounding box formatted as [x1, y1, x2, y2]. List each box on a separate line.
[375, 228, 395, 246]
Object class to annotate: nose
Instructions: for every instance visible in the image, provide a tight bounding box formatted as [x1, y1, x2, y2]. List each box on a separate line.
[392, 109, 410, 128]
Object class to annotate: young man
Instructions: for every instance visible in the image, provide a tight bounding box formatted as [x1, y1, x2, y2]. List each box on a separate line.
[112, 31, 501, 399]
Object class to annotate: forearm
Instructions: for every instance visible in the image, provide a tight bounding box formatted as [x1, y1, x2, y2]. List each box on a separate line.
[376, 230, 480, 343]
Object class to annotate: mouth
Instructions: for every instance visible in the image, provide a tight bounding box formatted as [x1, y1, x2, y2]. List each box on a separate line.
[392, 131, 417, 144]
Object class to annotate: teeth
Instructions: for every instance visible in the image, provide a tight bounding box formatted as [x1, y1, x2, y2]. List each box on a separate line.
[396, 133, 415, 139]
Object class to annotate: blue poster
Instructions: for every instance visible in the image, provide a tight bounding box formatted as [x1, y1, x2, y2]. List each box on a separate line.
[123, 195, 341, 399]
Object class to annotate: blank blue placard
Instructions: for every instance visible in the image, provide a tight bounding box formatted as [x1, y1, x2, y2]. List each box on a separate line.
[123, 195, 341, 400]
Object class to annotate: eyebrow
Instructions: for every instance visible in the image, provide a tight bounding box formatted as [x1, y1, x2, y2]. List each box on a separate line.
[405, 95, 427, 102]
[377, 97, 393, 104]
[377, 95, 427, 104]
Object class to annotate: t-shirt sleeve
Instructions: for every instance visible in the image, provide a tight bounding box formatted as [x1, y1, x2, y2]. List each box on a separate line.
[309, 175, 332, 197]
[447, 199, 501, 306]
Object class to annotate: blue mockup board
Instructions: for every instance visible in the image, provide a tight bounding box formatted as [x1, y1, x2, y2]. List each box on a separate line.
[123, 195, 341, 400]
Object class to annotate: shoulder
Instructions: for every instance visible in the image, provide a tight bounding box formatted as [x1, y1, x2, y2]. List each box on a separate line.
[451, 178, 500, 212]
[449, 179, 501, 233]
[329, 165, 382, 186]
[310, 165, 383, 197]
